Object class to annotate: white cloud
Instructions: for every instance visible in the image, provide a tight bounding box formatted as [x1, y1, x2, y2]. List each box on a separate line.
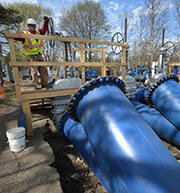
[109, 1, 114, 6]
[119, 3, 126, 10]
[169, 1, 174, 9]
[132, 6, 143, 16]
[114, 3, 119, 11]
[0, 0, 38, 4]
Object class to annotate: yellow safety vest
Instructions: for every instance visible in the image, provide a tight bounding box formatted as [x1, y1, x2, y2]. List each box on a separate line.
[22, 31, 44, 55]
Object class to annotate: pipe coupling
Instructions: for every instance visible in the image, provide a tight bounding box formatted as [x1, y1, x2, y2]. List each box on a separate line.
[145, 74, 179, 104]
[68, 76, 126, 121]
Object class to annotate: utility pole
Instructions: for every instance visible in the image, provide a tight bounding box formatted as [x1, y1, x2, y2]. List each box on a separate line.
[158, 28, 165, 73]
[124, 17, 128, 65]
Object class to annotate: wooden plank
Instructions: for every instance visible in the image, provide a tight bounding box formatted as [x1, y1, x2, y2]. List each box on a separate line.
[169, 65, 172, 74]
[21, 88, 78, 101]
[55, 67, 60, 79]
[8, 39, 22, 100]
[10, 61, 103, 67]
[22, 100, 33, 136]
[105, 62, 121, 66]
[5, 32, 129, 47]
[73, 48, 103, 52]
[10, 61, 122, 68]
[80, 43, 86, 84]
[169, 63, 180, 66]
[101, 66, 106, 76]
[81, 67, 86, 85]
[101, 49, 106, 76]
[12, 67, 22, 100]
[121, 47, 127, 83]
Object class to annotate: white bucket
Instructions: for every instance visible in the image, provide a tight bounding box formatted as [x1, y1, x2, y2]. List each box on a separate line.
[6, 127, 26, 152]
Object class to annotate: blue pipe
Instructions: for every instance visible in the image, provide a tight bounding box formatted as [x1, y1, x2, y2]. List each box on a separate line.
[135, 88, 148, 104]
[146, 75, 180, 130]
[130, 98, 180, 147]
[174, 66, 178, 75]
[68, 76, 180, 193]
[58, 113, 111, 193]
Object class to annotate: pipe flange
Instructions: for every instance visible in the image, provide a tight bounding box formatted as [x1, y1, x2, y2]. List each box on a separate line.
[68, 76, 126, 122]
[145, 74, 179, 104]
[58, 112, 69, 131]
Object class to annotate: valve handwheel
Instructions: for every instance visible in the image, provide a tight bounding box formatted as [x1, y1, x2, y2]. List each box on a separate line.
[163, 41, 176, 57]
[111, 32, 124, 55]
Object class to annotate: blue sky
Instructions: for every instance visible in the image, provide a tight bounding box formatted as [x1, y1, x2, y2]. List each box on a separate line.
[0, 0, 176, 42]
[40, 0, 145, 35]
[0, 0, 144, 32]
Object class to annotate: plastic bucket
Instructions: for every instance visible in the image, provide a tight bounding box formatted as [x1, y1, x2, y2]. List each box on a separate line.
[6, 127, 26, 152]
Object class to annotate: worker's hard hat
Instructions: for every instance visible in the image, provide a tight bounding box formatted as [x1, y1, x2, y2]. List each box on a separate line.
[27, 18, 37, 25]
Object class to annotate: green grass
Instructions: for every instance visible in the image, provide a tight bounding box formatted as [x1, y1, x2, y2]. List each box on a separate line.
[0, 87, 16, 107]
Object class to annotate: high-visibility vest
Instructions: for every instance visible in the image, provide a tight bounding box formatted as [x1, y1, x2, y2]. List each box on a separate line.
[22, 30, 44, 55]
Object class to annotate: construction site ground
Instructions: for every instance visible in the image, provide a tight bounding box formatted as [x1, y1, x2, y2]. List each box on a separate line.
[0, 85, 107, 193]
[1, 85, 180, 193]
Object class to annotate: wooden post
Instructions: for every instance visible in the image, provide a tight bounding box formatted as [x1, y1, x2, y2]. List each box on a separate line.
[8, 39, 22, 100]
[121, 47, 127, 83]
[55, 66, 59, 79]
[80, 43, 85, 84]
[22, 100, 33, 136]
[168, 65, 171, 75]
[101, 49, 106, 76]
[81, 67, 85, 84]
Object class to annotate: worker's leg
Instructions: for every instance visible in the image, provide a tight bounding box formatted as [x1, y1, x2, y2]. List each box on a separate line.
[38, 66, 49, 87]
[26, 55, 40, 88]
[36, 54, 49, 87]
[31, 66, 39, 84]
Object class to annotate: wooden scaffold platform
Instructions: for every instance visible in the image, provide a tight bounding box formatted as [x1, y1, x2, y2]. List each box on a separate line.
[5, 32, 128, 136]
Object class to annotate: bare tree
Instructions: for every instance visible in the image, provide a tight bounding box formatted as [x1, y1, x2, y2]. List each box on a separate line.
[0, 4, 24, 86]
[118, 11, 137, 43]
[60, 0, 110, 40]
[173, 0, 180, 48]
[7, 3, 52, 30]
[0, 4, 23, 43]
[59, 0, 111, 61]
[118, 8, 149, 66]
[143, 0, 169, 63]
[174, 0, 180, 29]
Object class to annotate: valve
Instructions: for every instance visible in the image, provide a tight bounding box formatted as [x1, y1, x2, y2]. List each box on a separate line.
[111, 32, 124, 55]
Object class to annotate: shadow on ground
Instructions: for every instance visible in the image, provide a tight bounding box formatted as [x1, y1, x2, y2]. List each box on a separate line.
[43, 130, 107, 193]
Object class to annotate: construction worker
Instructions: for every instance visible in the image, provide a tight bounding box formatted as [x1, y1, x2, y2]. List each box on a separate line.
[16, 16, 51, 89]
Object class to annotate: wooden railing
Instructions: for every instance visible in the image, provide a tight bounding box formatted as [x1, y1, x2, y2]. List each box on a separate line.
[5, 32, 128, 136]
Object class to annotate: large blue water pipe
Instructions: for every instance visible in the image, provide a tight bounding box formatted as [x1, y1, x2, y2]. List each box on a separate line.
[174, 66, 178, 75]
[58, 113, 111, 193]
[67, 76, 180, 193]
[130, 98, 180, 147]
[135, 88, 148, 104]
[145, 74, 180, 130]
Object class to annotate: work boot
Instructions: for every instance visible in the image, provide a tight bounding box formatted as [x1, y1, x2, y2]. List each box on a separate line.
[33, 82, 41, 90]
[42, 82, 53, 89]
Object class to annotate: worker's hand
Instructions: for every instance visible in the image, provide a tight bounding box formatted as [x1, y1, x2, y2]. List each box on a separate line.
[43, 16, 49, 22]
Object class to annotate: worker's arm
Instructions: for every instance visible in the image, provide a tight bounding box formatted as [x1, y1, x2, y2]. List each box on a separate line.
[14, 31, 26, 42]
[39, 17, 49, 35]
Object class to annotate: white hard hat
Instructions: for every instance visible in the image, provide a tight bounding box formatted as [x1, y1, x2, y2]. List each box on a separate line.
[27, 18, 37, 25]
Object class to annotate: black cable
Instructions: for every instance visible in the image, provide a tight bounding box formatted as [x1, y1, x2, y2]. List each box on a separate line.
[47, 17, 55, 48]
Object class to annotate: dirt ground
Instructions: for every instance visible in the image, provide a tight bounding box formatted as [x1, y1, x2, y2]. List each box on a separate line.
[1, 96, 180, 193]
[0, 96, 107, 193]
